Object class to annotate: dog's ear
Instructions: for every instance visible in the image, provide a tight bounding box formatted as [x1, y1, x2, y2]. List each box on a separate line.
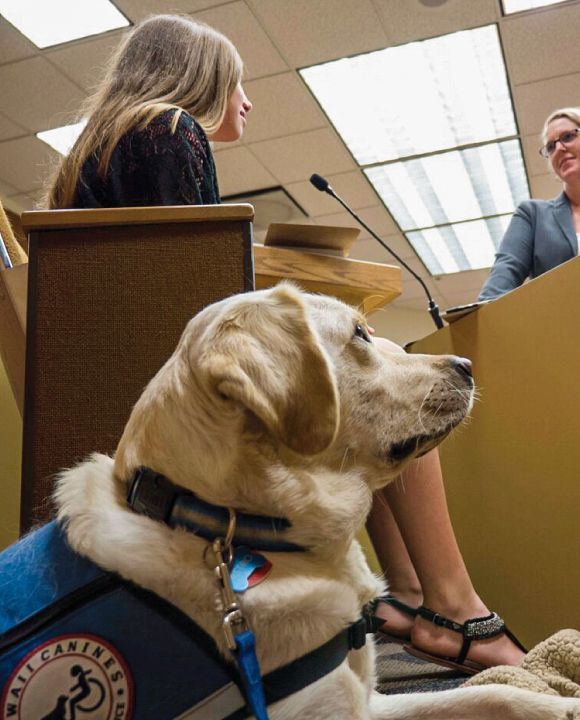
[199, 285, 339, 455]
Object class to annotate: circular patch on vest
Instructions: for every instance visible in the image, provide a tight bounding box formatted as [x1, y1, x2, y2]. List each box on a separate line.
[1, 634, 133, 720]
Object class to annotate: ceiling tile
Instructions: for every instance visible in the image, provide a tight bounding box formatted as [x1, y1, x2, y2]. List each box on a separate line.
[196, 2, 288, 79]
[327, 171, 380, 208]
[501, 2, 580, 86]
[46, 32, 125, 92]
[435, 268, 490, 296]
[0, 112, 27, 142]
[513, 73, 580, 137]
[529, 172, 562, 200]
[522, 132, 550, 176]
[242, 73, 326, 143]
[114, 0, 225, 23]
[312, 205, 399, 242]
[283, 179, 341, 217]
[0, 178, 18, 198]
[285, 170, 379, 217]
[348, 234, 416, 264]
[0, 136, 58, 192]
[357, 205, 399, 237]
[396, 272, 442, 303]
[4, 190, 43, 212]
[313, 210, 362, 232]
[214, 145, 277, 196]
[250, 128, 355, 184]
[0, 57, 86, 133]
[248, 0, 388, 66]
[371, 304, 436, 346]
[374, 0, 499, 45]
[0, 17, 37, 65]
[228, 188, 309, 234]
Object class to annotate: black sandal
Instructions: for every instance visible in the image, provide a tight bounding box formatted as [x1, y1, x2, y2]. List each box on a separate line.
[370, 594, 419, 643]
[404, 606, 527, 676]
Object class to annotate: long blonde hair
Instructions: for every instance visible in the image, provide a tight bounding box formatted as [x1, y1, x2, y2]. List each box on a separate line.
[47, 15, 243, 208]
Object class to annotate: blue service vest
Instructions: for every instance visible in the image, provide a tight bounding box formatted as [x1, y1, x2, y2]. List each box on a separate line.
[0, 521, 248, 720]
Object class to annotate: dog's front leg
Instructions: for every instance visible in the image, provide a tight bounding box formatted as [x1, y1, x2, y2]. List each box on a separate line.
[368, 684, 580, 720]
[348, 641, 378, 701]
[269, 661, 376, 720]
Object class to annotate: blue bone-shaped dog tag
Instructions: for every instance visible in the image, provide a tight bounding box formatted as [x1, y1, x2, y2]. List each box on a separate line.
[230, 546, 270, 593]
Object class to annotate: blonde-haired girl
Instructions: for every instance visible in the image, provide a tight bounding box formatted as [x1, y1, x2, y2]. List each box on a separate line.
[47, 14, 251, 209]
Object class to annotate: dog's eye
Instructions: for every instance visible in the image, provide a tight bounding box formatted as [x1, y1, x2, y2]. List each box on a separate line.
[354, 323, 372, 343]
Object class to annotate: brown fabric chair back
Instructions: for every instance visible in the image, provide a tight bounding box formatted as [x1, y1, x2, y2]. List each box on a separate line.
[21, 205, 254, 530]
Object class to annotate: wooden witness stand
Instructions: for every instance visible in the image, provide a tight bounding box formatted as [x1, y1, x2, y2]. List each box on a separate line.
[3, 205, 401, 416]
[0, 204, 400, 532]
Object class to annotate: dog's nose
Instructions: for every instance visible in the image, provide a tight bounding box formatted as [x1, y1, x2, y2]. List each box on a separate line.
[450, 356, 472, 381]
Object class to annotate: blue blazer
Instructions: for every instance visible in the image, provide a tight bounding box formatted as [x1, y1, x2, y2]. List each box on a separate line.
[478, 192, 578, 300]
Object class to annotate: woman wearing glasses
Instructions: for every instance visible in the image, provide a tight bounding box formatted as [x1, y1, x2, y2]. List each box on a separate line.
[479, 107, 580, 300]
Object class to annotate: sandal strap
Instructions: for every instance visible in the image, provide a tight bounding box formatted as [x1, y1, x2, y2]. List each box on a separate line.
[417, 607, 506, 665]
[417, 606, 505, 639]
[373, 594, 419, 619]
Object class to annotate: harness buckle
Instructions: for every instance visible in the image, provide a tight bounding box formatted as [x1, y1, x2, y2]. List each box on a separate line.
[127, 467, 177, 523]
[348, 616, 368, 650]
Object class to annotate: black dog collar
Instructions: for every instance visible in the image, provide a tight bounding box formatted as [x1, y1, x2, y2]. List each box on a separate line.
[127, 467, 305, 553]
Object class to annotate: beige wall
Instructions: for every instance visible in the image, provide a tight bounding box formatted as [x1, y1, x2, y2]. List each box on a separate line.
[0, 355, 21, 550]
[369, 303, 435, 348]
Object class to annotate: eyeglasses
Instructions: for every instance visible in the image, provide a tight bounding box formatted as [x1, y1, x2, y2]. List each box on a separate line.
[539, 128, 580, 158]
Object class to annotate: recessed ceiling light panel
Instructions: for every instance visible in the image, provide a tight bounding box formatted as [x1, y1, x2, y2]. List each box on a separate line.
[0, 0, 129, 48]
[502, 0, 569, 14]
[37, 120, 87, 155]
[407, 215, 512, 275]
[364, 140, 528, 231]
[302, 24, 528, 276]
[301, 25, 515, 165]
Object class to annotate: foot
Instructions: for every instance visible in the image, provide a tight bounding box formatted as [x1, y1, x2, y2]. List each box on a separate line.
[410, 599, 526, 670]
[374, 589, 422, 640]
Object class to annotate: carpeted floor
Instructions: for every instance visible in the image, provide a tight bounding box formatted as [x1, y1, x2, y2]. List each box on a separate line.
[375, 636, 466, 695]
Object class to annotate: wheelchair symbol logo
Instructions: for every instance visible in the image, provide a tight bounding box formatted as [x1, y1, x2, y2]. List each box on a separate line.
[42, 664, 106, 719]
[1, 634, 133, 720]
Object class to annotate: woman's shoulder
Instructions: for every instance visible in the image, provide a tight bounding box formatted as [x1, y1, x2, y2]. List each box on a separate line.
[514, 195, 562, 221]
[518, 193, 565, 211]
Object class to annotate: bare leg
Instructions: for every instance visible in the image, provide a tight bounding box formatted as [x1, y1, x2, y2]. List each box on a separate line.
[366, 490, 422, 637]
[367, 449, 525, 667]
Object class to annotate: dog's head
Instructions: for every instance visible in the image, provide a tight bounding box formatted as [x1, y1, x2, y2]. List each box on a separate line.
[114, 284, 473, 505]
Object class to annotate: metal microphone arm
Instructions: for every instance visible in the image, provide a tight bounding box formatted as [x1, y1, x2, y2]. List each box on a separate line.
[310, 174, 444, 330]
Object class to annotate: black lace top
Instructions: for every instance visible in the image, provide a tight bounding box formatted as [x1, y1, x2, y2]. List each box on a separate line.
[74, 109, 220, 208]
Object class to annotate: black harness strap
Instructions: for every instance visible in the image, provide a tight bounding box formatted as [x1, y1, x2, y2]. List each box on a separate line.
[225, 616, 370, 719]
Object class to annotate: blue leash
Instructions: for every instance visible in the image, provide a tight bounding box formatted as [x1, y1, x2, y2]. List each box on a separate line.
[233, 630, 269, 720]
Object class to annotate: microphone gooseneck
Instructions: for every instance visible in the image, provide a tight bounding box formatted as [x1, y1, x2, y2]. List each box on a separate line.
[309, 173, 444, 330]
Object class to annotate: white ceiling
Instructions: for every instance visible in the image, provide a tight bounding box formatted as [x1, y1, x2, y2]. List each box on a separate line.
[0, 0, 576, 313]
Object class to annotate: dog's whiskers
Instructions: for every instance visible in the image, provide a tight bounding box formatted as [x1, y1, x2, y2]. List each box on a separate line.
[339, 446, 355, 473]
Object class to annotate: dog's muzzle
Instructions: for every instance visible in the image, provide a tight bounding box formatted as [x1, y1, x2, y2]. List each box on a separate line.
[388, 356, 474, 463]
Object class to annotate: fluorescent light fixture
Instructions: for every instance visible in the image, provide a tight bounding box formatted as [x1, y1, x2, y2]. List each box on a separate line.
[364, 140, 528, 231]
[502, 0, 568, 14]
[407, 216, 512, 276]
[301, 24, 528, 275]
[0, 0, 129, 48]
[37, 120, 87, 155]
[300, 25, 515, 165]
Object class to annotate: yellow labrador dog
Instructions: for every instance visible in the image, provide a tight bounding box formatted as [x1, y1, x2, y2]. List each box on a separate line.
[54, 284, 578, 720]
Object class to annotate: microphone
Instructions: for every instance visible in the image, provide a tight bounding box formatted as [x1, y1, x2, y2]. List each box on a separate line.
[309, 173, 444, 330]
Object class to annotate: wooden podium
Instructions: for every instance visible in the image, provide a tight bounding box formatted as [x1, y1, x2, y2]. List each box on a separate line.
[0, 205, 400, 546]
[409, 257, 580, 647]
